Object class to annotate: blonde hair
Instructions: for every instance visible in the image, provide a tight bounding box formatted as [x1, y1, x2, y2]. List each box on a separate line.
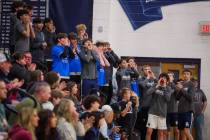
[56, 98, 74, 122]
[76, 24, 87, 32]
[18, 107, 37, 140]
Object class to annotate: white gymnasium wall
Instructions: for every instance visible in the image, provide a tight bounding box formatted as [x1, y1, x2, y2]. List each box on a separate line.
[93, 0, 210, 138]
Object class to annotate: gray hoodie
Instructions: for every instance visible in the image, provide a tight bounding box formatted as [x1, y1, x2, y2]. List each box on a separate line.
[147, 85, 172, 117]
[177, 81, 195, 113]
[79, 47, 99, 80]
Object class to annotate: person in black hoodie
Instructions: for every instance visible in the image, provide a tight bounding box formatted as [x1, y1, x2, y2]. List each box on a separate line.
[103, 42, 120, 104]
[9, 52, 30, 88]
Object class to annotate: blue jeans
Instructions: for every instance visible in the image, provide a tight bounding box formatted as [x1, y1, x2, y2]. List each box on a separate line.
[194, 114, 204, 140]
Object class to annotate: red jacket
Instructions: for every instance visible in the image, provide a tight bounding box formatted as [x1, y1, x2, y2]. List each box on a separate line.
[9, 124, 33, 140]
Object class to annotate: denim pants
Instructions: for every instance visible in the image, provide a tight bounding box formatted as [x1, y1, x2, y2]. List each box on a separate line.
[194, 114, 204, 140]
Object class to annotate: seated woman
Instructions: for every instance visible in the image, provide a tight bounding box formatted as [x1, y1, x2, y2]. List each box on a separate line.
[8, 107, 39, 140]
[55, 99, 89, 140]
[66, 81, 83, 112]
[36, 109, 60, 140]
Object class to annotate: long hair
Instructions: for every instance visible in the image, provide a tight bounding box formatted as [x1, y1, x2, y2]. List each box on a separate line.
[55, 99, 74, 122]
[36, 110, 59, 140]
[18, 107, 37, 140]
[30, 70, 43, 82]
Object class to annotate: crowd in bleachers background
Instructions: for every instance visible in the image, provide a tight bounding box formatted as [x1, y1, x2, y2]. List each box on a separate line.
[0, 1, 207, 140]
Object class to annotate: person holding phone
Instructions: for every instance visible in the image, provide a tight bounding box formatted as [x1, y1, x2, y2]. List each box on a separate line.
[117, 88, 139, 140]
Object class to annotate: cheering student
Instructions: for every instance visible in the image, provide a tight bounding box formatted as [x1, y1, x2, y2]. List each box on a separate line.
[145, 73, 172, 140]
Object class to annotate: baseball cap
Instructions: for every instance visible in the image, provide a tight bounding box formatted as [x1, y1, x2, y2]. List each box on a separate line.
[101, 105, 113, 112]
[0, 53, 8, 63]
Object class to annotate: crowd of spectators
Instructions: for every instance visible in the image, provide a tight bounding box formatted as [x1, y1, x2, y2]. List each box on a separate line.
[0, 1, 207, 140]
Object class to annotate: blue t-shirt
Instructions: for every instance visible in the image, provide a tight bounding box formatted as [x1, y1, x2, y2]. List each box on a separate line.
[51, 45, 70, 76]
[96, 61, 106, 86]
[69, 45, 81, 74]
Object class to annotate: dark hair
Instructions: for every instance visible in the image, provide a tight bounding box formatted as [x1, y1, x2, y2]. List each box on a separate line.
[82, 38, 92, 46]
[30, 70, 42, 82]
[16, 9, 29, 19]
[110, 102, 121, 114]
[159, 72, 170, 82]
[95, 41, 104, 47]
[119, 59, 126, 64]
[11, 1, 25, 13]
[13, 52, 25, 61]
[83, 95, 100, 110]
[56, 33, 67, 42]
[36, 110, 59, 140]
[103, 42, 110, 46]
[142, 64, 151, 71]
[68, 32, 77, 40]
[126, 57, 135, 62]
[182, 69, 192, 75]
[24, 4, 33, 11]
[33, 17, 43, 24]
[45, 71, 60, 88]
[91, 111, 104, 128]
[44, 18, 53, 24]
[66, 81, 77, 93]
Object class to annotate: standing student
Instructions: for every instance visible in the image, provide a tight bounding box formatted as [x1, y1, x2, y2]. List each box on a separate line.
[166, 73, 180, 140]
[14, 9, 34, 53]
[192, 79, 207, 140]
[103, 42, 120, 104]
[9, 1, 24, 55]
[127, 58, 140, 96]
[137, 65, 157, 140]
[68, 32, 82, 84]
[176, 69, 195, 140]
[51, 33, 74, 76]
[145, 73, 172, 140]
[76, 24, 88, 45]
[43, 18, 56, 59]
[79, 39, 99, 97]
[31, 17, 47, 63]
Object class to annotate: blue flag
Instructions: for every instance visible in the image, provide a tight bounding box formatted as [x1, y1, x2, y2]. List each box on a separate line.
[119, 0, 209, 30]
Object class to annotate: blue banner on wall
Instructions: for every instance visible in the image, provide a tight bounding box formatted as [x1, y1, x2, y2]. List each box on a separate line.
[119, 0, 209, 30]
[49, 0, 93, 36]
